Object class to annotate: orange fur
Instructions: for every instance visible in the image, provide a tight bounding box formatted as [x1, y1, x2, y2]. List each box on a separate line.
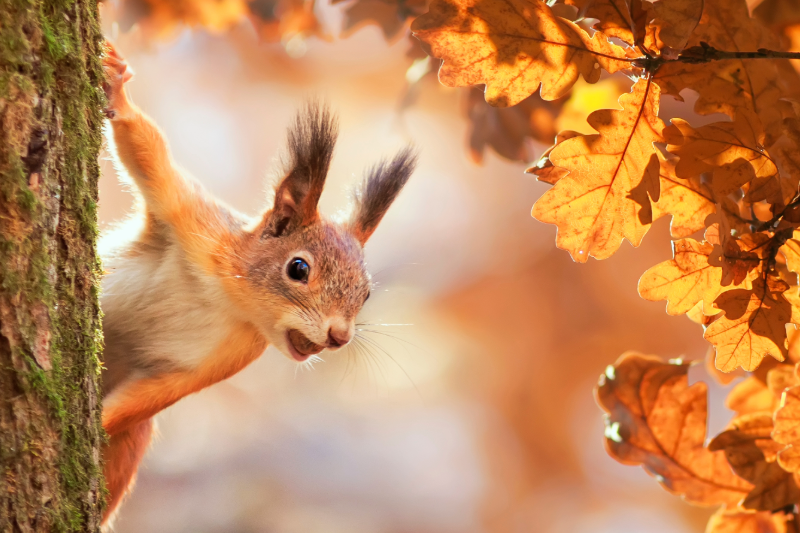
[102, 419, 154, 524]
[103, 322, 266, 436]
[111, 114, 232, 273]
[99, 42, 415, 525]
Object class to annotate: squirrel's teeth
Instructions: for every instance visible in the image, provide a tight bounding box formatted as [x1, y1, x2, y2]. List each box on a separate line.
[288, 329, 324, 356]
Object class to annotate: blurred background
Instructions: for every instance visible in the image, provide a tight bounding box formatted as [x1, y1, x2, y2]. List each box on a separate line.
[96, 2, 743, 531]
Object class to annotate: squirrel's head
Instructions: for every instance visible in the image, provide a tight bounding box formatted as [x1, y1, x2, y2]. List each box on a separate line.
[235, 103, 416, 362]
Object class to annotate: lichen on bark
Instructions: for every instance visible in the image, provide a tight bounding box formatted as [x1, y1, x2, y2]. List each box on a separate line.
[0, 0, 105, 529]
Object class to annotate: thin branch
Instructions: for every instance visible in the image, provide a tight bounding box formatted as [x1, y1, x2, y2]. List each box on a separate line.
[678, 42, 800, 64]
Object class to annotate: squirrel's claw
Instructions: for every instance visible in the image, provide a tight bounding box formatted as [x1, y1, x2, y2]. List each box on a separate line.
[102, 41, 134, 119]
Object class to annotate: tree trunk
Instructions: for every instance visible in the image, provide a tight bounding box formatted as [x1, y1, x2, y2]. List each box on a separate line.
[0, 0, 105, 529]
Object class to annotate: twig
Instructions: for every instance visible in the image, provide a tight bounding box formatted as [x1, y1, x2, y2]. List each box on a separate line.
[677, 42, 800, 64]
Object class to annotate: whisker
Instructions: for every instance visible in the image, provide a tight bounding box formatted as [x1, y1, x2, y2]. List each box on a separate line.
[354, 333, 424, 403]
[355, 323, 414, 327]
[356, 329, 423, 351]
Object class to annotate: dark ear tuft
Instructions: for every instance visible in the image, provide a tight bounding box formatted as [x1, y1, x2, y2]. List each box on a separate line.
[264, 101, 339, 237]
[349, 146, 418, 244]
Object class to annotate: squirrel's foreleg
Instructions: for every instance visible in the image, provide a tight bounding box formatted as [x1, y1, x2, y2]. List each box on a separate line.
[102, 418, 154, 526]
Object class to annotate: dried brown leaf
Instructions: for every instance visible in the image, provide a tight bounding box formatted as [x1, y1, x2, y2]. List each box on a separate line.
[335, 0, 428, 41]
[596, 352, 752, 506]
[709, 413, 800, 511]
[464, 86, 566, 164]
[649, 0, 704, 52]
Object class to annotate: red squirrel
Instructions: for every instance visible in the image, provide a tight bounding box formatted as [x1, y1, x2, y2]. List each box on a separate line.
[100, 43, 417, 524]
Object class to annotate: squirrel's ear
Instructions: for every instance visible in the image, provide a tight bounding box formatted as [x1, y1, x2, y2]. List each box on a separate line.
[263, 102, 338, 237]
[348, 147, 417, 244]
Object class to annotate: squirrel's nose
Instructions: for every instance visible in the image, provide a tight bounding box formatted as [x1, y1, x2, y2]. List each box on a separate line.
[327, 327, 352, 348]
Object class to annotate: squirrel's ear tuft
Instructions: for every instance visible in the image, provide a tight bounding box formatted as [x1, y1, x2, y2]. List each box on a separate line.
[264, 101, 339, 237]
[349, 146, 417, 244]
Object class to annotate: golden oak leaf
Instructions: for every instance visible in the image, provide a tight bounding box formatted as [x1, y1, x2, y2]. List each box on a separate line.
[781, 237, 800, 274]
[638, 239, 726, 316]
[596, 352, 752, 506]
[769, 133, 800, 208]
[707, 346, 745, 385]
[706, 276, 793, 372]
[531, 78, 663, 262]
[525, 130, 582, 184]
[334, 0, 428, 40]
[768, 364, 798, 398]
[790, 327, 800, 364]
[563, 0, 650, 46]
[705, 509, 789, 533]
[709, 413, 800, 511]
[652, 155, 715, 239]
[772, 379, 800, 474]
[654, 0, 783, 127]
[649, 0, 704, 52]
[465, 86, 567, 164]
[665, 110, 779, 202]
[687, 299, 721, 326]
[727, 377, 779, 416]
[709, 232, 772, 287]
[410, 0, 631, 106]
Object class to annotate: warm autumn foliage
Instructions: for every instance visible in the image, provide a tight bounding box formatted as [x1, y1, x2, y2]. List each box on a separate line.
[103, 0, 800, 529]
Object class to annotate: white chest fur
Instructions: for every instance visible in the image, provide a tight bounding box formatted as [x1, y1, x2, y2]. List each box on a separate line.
[100, 221, 236, 379]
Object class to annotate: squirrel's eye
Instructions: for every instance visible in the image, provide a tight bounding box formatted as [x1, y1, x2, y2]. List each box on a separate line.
[287, 258, 310, 283]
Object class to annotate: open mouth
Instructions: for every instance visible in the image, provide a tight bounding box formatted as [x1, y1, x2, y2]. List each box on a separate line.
[286, 329, 324, 362]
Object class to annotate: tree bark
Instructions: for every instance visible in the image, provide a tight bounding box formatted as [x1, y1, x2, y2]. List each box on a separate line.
[0, 0, 104, 530]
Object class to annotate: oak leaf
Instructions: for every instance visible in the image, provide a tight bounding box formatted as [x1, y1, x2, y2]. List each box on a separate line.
[653, 0, 783, 127]
[531, 78, 664, 262]
[709, 413, 800, 511]
[248, 0, 328, 42]
[781, 235, 800, 274]
[525, 130, 582, 184]
[773, 378, 800, 474]
[334, 0, 428, 40]
[596, 352, 752, 506]
[563, 0, 650, 47]
[652, 155, 714, 239]
[464, 86, 566, 164]
[705, 276, 793, 372]
[726, 377, 779, 416]
[665, 110, 779, 202]
[638, 238, 726, 316]
[709, 232, 772, 287]
[705, 509, 789, 533]
[648, 0, 704, 52]
[686, 300, 721, 327]
[769, 136, 800, 208]
[410, 0, 631, 106]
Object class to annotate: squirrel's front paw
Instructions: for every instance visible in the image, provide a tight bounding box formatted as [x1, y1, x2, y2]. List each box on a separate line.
[103, 42, 134, 120]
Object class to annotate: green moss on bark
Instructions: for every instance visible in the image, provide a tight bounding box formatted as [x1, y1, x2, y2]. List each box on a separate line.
[0, 0, 104, 528]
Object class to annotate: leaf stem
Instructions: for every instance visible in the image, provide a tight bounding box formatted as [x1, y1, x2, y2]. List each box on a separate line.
[677, 42, 800, 64]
